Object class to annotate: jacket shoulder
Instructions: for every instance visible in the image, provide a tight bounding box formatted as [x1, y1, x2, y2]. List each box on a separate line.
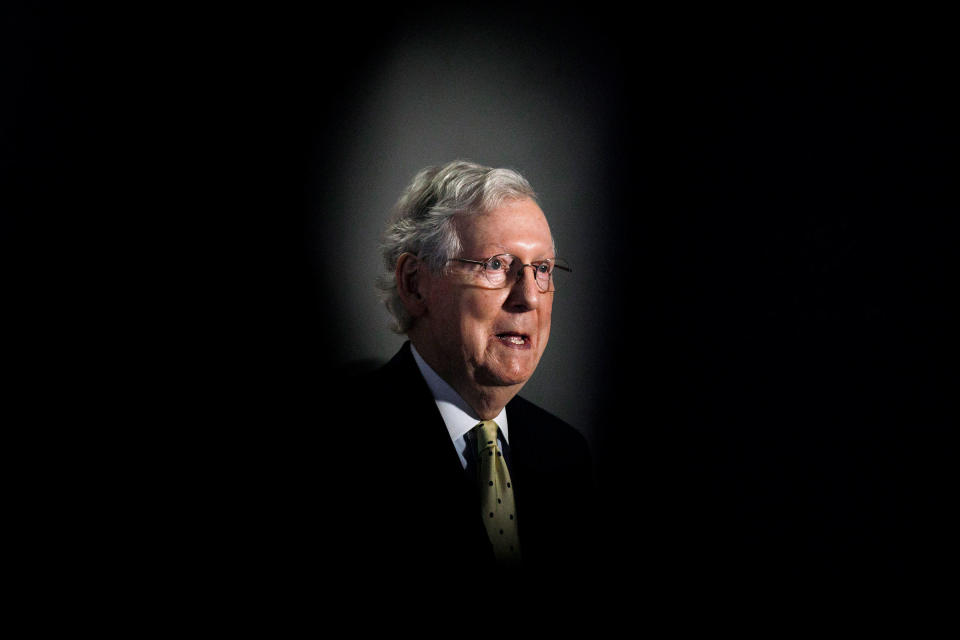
[507, 394, 591, 468]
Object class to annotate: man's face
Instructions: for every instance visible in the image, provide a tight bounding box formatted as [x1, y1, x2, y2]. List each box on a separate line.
[419, 197, 555, 396]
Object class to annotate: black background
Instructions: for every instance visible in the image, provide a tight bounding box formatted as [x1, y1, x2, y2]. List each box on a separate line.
[6, 5, 953, 593]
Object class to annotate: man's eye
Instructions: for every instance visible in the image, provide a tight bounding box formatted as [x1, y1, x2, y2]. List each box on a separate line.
[536, 263, 550, 274]
[488, 258, 504, 270]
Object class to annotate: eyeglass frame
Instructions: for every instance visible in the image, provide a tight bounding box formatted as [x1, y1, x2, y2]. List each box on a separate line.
[448, 253, 571, 292]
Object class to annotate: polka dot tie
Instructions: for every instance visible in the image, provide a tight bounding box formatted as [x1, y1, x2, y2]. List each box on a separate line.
[476, 420, 521, 566]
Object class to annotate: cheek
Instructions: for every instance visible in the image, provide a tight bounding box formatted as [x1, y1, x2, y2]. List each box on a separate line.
[461, 290, 504, 323]
[451, 294, 494, 348]
[540, 300, 553, 331]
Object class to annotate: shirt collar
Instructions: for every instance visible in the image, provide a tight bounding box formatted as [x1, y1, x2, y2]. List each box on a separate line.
[410, 343, 509, 444]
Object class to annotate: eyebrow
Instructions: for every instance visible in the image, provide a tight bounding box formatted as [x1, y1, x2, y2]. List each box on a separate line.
[479, 252, 556, 264]
[481, 245, 555, 259]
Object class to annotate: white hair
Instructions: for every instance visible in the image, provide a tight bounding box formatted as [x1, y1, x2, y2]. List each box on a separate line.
[377, 160, 540, 333]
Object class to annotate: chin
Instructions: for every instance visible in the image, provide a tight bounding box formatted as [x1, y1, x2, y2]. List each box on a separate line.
[473, 345, 542, 388]
[483, 377, 528, 389]
[477, 363, 535, 388]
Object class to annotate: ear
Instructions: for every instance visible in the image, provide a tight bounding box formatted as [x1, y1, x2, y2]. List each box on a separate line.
[395, 252, 429, 319]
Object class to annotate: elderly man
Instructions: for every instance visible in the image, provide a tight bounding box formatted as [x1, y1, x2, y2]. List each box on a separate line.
[340, 160, 594, 576]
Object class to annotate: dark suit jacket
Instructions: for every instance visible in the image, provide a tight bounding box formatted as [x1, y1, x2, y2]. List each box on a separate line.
[335, 342, 597, 580]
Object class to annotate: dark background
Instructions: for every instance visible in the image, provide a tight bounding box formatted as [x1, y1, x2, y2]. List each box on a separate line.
[7, 5, 953, 590]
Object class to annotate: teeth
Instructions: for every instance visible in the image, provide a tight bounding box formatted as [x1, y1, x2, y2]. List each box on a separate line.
[507, 336, 525, 344]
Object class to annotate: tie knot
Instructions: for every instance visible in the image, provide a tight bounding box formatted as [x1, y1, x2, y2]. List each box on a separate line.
[477, 420, 499, 452]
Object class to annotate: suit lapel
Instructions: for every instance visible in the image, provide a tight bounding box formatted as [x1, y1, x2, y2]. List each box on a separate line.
[382, 342, 470, 483]
[381, 343, 494, 563]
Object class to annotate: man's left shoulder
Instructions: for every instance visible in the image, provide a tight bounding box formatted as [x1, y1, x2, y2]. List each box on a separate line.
[507, 394, 589, 458]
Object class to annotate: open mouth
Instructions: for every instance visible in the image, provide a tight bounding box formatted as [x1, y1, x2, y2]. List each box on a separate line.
[495, 332, 531, 348]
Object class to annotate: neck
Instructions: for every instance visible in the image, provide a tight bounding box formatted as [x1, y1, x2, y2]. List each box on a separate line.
[459, 385, 520, 421]
[409, 338, 522, 420]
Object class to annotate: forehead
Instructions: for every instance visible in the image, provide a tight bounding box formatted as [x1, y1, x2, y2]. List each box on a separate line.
[455, 198, 553, 254]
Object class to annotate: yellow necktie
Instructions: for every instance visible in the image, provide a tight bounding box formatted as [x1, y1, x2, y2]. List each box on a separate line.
[476, 420, 521, 566]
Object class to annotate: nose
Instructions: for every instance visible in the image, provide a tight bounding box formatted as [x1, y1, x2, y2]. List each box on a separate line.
[505, 265, 541, 310]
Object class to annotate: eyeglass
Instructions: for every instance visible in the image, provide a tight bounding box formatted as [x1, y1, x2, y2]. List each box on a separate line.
[450, 253, 571, 292]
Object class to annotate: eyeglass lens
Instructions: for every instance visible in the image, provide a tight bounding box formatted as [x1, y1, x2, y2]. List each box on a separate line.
[483, 255, 555, 291]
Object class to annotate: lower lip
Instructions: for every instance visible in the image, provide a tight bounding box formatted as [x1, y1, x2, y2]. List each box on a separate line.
[494, 335, 531, 350]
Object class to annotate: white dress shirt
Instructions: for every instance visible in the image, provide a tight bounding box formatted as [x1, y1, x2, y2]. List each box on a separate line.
[410, 343, 509, 470]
